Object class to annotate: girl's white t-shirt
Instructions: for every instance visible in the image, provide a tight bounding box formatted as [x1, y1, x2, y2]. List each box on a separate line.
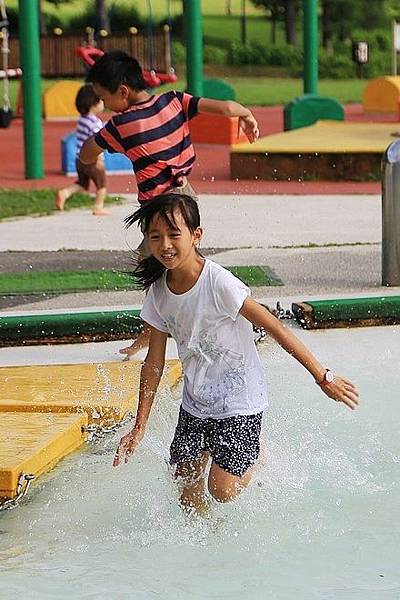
[141, 259, 268, 419]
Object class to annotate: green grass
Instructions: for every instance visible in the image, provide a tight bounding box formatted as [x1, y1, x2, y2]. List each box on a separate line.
[8, 76, 365, 110]
[0, 266, 281, 295]
[0, 270, 138, 295]
[0, 188, 124, 221]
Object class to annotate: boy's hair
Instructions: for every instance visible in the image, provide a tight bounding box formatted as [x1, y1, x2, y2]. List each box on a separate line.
[125, 194, 201, 289]
[86, 50, 146, 93]
[75, 84, 100, 115]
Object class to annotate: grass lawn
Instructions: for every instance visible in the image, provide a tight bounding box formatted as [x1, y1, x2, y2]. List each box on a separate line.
[0, 188, 124, 221]
[155, 77, 364, 105]
[8, 75, 364, 112]
[0, 265, 276, 295]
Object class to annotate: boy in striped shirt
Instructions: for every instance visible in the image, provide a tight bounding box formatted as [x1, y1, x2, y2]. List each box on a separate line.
[79, 50, 259, 355]
[56, 84, 110, 216]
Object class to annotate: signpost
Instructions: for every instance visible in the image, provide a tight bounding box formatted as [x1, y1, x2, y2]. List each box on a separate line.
[392, 20, 400, 76]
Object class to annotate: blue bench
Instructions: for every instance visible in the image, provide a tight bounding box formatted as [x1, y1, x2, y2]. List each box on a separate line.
[61, 132, 132, 175]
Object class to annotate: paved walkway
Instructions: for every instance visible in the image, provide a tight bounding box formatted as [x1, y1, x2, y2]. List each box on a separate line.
[1, 192, 399, 314]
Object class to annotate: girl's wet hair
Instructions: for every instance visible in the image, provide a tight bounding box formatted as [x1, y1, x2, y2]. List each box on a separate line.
[124, 193, 201, 289]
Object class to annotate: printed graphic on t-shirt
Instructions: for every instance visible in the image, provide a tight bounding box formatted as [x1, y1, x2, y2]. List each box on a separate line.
[165, 318, 247, 414]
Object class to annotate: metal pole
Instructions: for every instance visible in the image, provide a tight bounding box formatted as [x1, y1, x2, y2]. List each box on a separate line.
[382, 140, 400, 286]
[240, 0, 247, 46]
[392, 20, 398, 76]
[18, 0, 43, 179]
[183, 0, 203, 96]
[303, 0, 318, 95]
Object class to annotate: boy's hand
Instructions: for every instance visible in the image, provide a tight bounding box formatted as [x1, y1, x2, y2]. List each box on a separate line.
[113, 426, 145, 466]
[239, 113, 259, 143]
[318, 375, 359, 411]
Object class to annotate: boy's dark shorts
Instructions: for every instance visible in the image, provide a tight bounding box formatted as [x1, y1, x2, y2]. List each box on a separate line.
[170, 407, 263, 478]
[75, 158, 106, 191]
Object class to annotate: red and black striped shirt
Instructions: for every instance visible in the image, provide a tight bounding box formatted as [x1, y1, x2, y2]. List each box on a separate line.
[95, 91, 199, 202]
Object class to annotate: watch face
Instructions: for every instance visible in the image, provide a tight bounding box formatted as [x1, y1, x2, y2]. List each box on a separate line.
[325, 370, 334, 383]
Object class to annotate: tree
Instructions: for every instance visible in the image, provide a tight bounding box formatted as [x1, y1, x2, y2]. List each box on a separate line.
[251, 0, 298, 45]
[321, 0, 388, 49]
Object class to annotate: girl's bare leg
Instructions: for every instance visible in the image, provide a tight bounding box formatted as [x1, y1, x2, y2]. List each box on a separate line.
[175, 452, 210, 514]
[55, 183, 83, 210]
[208, 461, 254, 503]
[119, 325, 151, 359]
[92, 186, 110, 215]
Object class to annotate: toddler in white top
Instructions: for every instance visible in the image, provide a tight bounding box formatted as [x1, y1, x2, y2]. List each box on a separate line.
[114, 193, 359, 513]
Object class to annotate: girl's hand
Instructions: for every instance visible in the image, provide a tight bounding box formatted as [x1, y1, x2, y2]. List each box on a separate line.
[319, 375, 359, 410]
[239, 113, 259, 143]
[113, 426, 145, 466]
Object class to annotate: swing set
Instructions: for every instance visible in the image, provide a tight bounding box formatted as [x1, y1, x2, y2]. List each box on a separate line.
[0, 0, 21, 128]
[76, 0, 177, 88]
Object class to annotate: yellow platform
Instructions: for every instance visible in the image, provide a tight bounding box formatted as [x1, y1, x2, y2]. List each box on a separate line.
[230, 120, 399, 181]
[232, 120, 399, 154]
[0, 412, 86, 500]
[363, 76, 400, 113]
[0, 360, 182, 428]
[42, 80, 81, 119]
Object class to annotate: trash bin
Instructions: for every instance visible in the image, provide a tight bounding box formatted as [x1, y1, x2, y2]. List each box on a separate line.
[382, 139, 400, 286]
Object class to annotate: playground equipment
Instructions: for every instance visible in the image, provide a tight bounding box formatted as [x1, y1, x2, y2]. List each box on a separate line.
[283, 0, 344, 131]
[231, 120, 396, 182]
[363, 76, 400, 113]
[76, 43, 163, 88]
[42, 80, 81, 119]
[76, 1, 178, 89]
[61, 130, 132, 175]
[0, 0, 15, 128]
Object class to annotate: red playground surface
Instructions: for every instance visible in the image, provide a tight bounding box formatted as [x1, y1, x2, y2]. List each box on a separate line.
[1, 104, 395, 195]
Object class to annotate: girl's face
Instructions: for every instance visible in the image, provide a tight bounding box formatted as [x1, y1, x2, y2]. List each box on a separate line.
[147, 209, 202, 270]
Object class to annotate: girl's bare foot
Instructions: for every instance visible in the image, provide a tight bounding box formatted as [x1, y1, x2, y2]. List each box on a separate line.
[55, 190, 68, 211]
[92, 207, 111, 216]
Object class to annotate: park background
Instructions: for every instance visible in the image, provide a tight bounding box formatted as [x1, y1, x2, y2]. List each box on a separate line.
[5, 0, 400, 108]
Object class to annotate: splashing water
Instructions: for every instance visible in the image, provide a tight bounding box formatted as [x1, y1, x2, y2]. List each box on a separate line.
[0, 327, 399, 599]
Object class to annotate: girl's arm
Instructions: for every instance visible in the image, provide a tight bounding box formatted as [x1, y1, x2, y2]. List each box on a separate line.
[79, 136, 104, 165]
[240, 298, 359, 410]
[113, 326, 168, 466]
[197, 98, 259, 143]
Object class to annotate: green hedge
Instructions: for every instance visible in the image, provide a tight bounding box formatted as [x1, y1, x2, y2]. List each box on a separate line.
[227, 40, 391, 79]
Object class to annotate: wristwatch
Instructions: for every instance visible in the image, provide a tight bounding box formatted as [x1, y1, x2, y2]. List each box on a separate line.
[316, 369, 334, 386]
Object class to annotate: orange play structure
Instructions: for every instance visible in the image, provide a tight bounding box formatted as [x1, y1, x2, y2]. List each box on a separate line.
[363, 76, 400, 113]
[189, 113, 247, 145]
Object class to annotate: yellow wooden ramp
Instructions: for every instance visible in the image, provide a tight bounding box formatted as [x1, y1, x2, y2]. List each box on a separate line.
[0, 360, 182, 428]
[230, 120, 399, 181]
[232, 120, 399, 154]
[0, 412, 86, 500]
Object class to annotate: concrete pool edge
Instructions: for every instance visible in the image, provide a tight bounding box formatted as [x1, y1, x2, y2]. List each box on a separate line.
[1, 294, 400, 345]
[292, 295, 400, 329]
[0, 307, 142, 345]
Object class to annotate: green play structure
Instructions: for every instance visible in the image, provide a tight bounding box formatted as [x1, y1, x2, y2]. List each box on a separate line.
[284, 0, 344, 130]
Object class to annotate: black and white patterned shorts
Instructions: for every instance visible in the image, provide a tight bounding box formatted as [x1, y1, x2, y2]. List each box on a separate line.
[170, 407, 263, 477]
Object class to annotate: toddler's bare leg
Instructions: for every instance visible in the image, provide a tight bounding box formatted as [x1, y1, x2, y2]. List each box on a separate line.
[55, 183, 83, 210]
[92, 186, 110, 215]
[175, 452, 210, 514]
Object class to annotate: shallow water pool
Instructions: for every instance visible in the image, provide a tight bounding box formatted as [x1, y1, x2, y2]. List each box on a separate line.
[0, 325, 399, 600]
